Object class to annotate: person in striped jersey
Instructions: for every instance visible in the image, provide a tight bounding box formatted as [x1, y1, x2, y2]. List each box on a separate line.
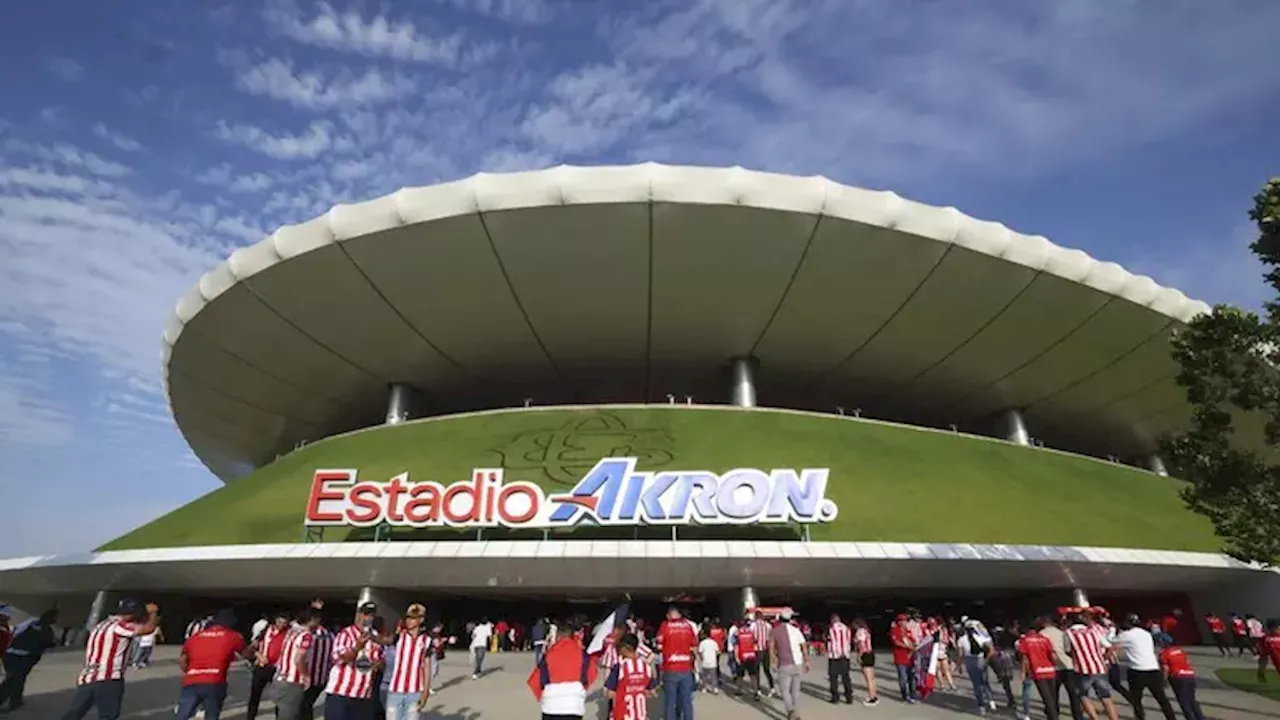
[324, 601, 385, 720]
[750, 612, 776, 698]
[851, 618, 878, 707]
[605, 634, 658, 720]
[825, 613, 853, 705]
[273, 608, 322, 720]
[1067, 611, 1120, 720]
[60, 598, 159, 720]
[384, 604, 433, 720]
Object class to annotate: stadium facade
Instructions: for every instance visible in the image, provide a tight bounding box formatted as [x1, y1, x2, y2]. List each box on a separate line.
[1, 164, 1276, 638]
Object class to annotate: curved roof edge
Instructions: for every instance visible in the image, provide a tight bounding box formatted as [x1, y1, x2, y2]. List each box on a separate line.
[161, 163, 1212, 451]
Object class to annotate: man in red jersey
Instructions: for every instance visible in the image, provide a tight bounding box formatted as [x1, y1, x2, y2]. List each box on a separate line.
[606, 634, 658, 720]
[60, 598, 160, 720]
[1019, 618, 1062, 720]
[325, 602, 385, 720]
[247, 611, 289, 720]
[889, 614, 917, 703]
[1158, 640, 1205, 720]
[733, 616, 761, 699]
[1204, 613, 1227, 656]
[274, 608, 323, 720]
[1259, 619, 1280, 683]
[176, 608, 254, 720]
[655, 607, 697, 720]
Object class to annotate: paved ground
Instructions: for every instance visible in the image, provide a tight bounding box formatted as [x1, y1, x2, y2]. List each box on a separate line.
[8, 645, 1279, 719]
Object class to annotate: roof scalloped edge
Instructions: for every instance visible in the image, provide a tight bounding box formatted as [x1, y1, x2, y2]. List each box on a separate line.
[160, 163, 1213, 472]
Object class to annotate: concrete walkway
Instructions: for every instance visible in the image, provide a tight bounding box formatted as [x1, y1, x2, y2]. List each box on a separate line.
[8, 645, 1278, 719]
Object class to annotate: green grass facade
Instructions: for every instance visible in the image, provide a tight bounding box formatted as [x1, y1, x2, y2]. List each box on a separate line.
[103, 407, 1220, 552]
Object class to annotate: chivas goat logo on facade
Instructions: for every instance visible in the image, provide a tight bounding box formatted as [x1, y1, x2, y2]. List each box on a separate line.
[304, 457, 838, 528]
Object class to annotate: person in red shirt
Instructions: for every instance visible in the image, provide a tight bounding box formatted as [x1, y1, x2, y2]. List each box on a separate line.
[889, 614, 917, 703]
[1230, 613, 1251, 656]
[1258, 620, 1280, 683]
[495, 619, 510, 653]
[1158, 641, 1205, 720]
[709, 621, 726, 654]
[734, 616, 762, 699]
[247, 611, 289, 720]
[1203, 614, 1227, 656]
[177, 609, 253, 720]
[1019, 618, 1062, 720]
[655, 607, 697, 720]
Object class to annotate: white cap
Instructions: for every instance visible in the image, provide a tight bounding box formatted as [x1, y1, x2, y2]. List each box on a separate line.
[780, 609, 794, 620]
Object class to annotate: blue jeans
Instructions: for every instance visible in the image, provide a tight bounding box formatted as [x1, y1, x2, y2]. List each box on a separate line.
[895, 663, 917, 701]
[60, 679, 124, 720]
[385, 691, 422, 720]
[1021, 674, 1034, 716]
[323, 693, 373, 720]
[533, 642, 544, 667]
[964, 656, 991, 708]
[472, 646, 486, 675]
[430, 655, 441, 688]
[176, 683, 227, 720]
[662, 670, 695, 720]
[132, 644, 154, 667]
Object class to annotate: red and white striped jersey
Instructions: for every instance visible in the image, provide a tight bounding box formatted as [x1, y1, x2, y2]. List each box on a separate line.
[1066, 624, 1110, 675]
[602, 636, 619, 668]
[309, 626, 334, 688]
[826, 622, 852, 659]
[751, 620, 772, 651]
[325, 625, 384, 699]
[387, 630, 432, 694]
[1248, 618, 1266, 638]
[78, 618, 139, 685]
[274, 625, 315, 685]
[853, 627, 872, 655]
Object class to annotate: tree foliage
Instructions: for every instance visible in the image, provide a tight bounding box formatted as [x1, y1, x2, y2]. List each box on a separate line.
[1160, 178, 1280, 566]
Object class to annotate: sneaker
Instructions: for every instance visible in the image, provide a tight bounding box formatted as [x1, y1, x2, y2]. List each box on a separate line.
[863, 697, 879, 707]
[471, 674, 479, 680]
[989, 700, 998, 711]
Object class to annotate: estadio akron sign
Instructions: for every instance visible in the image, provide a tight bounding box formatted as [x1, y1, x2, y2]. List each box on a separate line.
[304, 457, 838, 529]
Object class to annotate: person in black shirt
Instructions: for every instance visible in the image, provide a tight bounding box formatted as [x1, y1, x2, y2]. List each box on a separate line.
[0, 609, 59, 712]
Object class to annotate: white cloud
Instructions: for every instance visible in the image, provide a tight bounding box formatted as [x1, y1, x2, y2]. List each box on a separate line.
[46, 57, 84, 82]
[438, 0, 553, 23]
[266, 1, 465, 66]
[92, 124, 144, 152]
[0, 371, 73, 448]
[215, 120, 334, 159]
[12, 142, 134, 178]
[236, 58, 415, 110]
[0, 167, 115, 197]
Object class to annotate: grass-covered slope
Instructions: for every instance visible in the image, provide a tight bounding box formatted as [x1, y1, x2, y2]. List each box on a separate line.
[102, 407, 1220, 552]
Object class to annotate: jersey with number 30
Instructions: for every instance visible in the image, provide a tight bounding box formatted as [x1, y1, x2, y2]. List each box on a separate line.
[608, 657, 655, 720]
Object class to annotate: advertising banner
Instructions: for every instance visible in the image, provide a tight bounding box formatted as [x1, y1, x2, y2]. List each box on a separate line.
[304, 456, 838, 529]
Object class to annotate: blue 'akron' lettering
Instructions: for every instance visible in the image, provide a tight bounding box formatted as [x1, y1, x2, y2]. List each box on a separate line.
[546, 457, 838, 526]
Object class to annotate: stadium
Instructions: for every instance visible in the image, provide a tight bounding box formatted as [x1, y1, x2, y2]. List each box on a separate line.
[1, 163, 1276, 636]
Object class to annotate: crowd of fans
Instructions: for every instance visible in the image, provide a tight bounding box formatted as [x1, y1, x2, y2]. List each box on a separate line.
[0, 598, 1276, 720]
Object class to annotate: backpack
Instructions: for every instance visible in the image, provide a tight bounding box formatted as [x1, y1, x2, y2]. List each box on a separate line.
[966, 628, 985, 656]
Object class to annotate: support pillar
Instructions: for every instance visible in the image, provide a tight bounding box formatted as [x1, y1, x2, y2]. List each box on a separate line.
[999, 408, 1030, 446]
[1147, 454, 1169, 477]
[1071, 588, 1090, 609]
[355, 587, 412, 625]
[720, 586, 760, 622]
[385, 383, 414, 425]
[728, 357, 758, 408]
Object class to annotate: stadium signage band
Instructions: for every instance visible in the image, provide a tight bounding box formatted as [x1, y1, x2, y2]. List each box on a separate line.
[304, 457, 839, 529]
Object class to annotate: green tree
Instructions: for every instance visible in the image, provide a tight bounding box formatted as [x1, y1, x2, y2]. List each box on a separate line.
[1160, 178, 1280, 566]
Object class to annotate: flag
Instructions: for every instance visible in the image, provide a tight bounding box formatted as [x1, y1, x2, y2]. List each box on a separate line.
[915, 636, 940, 700]
[587, 603, 629, 656]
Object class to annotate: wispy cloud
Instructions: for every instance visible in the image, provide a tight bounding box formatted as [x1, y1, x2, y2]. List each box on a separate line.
[92, 124, 144, 152]
[235, 58, 415, 110]
[46, 57, 83, 82]
[215, 120, 336, 159]
[266, 0, 466, 66]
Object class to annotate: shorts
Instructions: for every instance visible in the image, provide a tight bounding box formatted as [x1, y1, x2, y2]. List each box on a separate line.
[859, 653, 875, 668]
[1073, 672, 1112, 700]
[737, 657, 759, 677]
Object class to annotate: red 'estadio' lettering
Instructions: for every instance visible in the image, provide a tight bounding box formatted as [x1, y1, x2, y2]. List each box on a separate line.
[347, 483, 383, 524]
[305, 471, 352, 523]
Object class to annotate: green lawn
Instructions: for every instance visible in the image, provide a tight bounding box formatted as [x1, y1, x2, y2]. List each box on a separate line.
[1214, 667, 1280, 702]
[101, 407, 1221, 551]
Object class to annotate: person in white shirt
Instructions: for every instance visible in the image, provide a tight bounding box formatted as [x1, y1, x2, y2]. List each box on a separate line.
[469, 618, 493, 679]
[1112, 615, 1177, 720]
[697, 631, 720, 694]
[955, 619, 997, 714]
[131, 626, 162, 669]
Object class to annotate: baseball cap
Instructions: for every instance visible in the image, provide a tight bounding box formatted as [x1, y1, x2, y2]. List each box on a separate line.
[116, 598, 145, 617]
[404, 603, 426, 618]
[358, 602, 377, 615]
[780, 609, 794, 621]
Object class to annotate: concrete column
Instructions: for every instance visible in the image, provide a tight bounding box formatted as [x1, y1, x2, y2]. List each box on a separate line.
[720, 586, 760, 622]
[729, 357, 758, 408]
[83, 590, 120, 644]
[356, 587, 412, 624]
[385, 383, 414, 425]
[999, 408, 1030, 446]
[1071, 588, 1090, 608]
[1147, 454, 1169, 477]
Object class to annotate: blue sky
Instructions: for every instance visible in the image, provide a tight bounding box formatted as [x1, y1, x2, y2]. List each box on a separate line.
[2, 0, 1279, 557]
